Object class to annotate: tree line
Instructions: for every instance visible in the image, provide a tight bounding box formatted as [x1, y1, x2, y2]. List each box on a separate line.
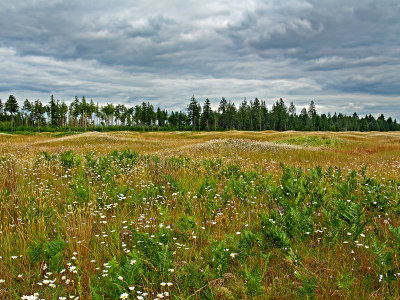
[0, 95, 398, 132]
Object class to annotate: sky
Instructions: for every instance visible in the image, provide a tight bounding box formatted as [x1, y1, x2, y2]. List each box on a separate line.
[0, 0, 399, 118]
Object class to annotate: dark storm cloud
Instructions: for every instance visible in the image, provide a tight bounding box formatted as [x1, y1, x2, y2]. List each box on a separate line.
[0, 0, 399, 118]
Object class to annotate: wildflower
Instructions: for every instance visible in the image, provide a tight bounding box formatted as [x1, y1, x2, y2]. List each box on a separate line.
[118, 276, 123, 281]
[230, 253, 238, 258]
[157, 294, 164, 298]
[120, 293, 129, 299]
[137, 297, 144, 300]
[0, 279, 5, 283]
[167, 282, 173, 286]
[130, 260, 136, 265]
[49, 283, 56, 288]
[168, 268, 174, 272]
[69, 265, 77, 272]
[160, 282, 167, 286]
[129, 286, 135, 291]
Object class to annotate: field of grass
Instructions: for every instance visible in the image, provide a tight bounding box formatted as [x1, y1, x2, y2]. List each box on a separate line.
[1, 131, 400, 299]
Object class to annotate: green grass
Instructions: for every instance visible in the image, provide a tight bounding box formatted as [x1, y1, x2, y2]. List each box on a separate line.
[277, 135, 344, 147]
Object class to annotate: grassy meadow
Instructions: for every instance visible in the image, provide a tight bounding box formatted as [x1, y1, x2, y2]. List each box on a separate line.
[1, 131, 400, 299]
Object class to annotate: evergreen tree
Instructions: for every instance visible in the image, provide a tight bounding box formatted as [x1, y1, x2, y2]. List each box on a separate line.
[299, 108, 308, 130]
[288, 102, 296, 116]
[271, 98, 288, 131]
[351, 112, 360, 131]
[115, 104, 126, 126]
[59, 102, 68, 127]
[134, 105, 143, 127]
[102, 103, 115, 126]
[238, 100, 250, 130]
[33, 99, 46, 130]
[5, 95, 19, 130]
[71, 97, 81, 127]
[187, 96, 201, 130]
[0, 99, 3, 121]
[168, 111, 178, 128]
[360, 117, 369, 132]
[201, 98, 212, 131]
[287, 102, 296, 129]
[226, 101, 237, 130]
[157, 107, 168, 127]
[0, 93, 398, 133]
[23, 99, 33, 127]
[308, 100, 317, 130]
[251, 97, 262, 131]
[260, 100, 268, 130]
[48, 95, 59, 127]
[218, 97, 228, 130]
[88, 99, 96, 127]
[377, 114, 389, 131]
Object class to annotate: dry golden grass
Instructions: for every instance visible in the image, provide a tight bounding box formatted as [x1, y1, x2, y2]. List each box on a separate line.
[1, 130, 399, 178]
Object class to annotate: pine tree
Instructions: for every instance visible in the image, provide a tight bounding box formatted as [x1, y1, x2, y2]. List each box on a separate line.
[308, 101, 316, 118]
[23, 99, 33, 127]
[187, 96, 201, 131]
[34, 99, 46, 131]
[102, 103, 115, 127]
[288, 102, 296, 116]
[0, 99, 3, 121]
[157, 107, 168, 127]
[226, 101, 237, 130]
[5, 95, 19, 130]
[238, 100, 250, 130]
[252, 97, 262, 130]
[271, 98, 288, 131]
[48, 95, 61, 127]
[261, 100, 268, 130]
[201, 98, 212, 131]
[308, 100, 317, 130]
[59, 102, 68, 127]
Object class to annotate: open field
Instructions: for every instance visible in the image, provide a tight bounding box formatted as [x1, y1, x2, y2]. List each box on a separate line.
[1, 131, 400, 299]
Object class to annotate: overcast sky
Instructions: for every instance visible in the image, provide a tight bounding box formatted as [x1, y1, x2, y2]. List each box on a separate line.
[0, 0, 399, 118]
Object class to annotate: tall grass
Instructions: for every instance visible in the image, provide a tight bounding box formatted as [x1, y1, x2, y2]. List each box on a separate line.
[0, 131, 400, 299]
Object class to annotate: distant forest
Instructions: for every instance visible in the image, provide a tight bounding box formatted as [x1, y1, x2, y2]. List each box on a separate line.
[0, 95, 399, 132]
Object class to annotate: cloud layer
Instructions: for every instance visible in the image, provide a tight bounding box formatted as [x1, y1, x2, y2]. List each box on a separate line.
[0, 0, 399, 118]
